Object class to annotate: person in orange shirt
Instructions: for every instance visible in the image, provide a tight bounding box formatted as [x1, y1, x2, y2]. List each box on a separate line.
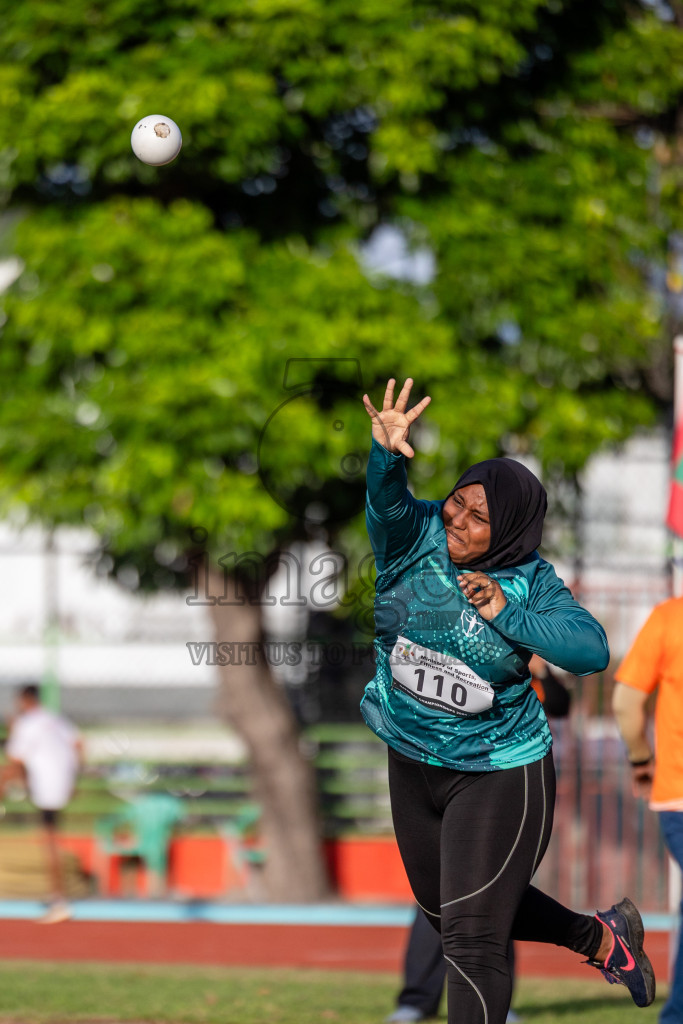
[613, 596, 683, 1024]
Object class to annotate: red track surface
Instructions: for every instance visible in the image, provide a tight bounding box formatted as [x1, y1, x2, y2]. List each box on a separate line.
[0, 920, 671, 980]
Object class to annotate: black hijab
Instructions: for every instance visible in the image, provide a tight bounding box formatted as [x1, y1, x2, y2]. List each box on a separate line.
[448, 458, 547, 571]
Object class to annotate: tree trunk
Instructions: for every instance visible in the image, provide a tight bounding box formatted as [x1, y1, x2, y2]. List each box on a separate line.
[208, 573, 331, 901]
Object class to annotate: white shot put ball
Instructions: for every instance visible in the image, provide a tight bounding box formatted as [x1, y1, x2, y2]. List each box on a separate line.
[131, 115, 182, 166]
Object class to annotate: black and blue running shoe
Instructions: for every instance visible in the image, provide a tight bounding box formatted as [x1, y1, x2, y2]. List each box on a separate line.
[585, 897, 656, 1007]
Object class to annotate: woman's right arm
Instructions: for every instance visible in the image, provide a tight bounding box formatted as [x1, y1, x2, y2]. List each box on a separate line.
[363, 379, 431, 574]
[366, 439, 427, 572]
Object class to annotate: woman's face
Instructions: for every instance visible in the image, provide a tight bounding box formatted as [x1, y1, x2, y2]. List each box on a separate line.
[442, 483, 491, 564]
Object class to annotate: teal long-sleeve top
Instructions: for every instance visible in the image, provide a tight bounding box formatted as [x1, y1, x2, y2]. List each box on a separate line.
[360, 439, 610, 770]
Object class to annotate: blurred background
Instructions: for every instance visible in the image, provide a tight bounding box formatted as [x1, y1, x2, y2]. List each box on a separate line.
[0, 0, 682, 1015]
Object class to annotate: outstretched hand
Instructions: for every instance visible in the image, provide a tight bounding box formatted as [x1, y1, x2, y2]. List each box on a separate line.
[362, 378, 431, 458]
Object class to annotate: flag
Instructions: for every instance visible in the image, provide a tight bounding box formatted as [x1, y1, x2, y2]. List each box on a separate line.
[667, 418, 683, 537]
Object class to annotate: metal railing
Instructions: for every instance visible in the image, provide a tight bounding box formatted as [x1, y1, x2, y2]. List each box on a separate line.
[534, 682, 669, 913]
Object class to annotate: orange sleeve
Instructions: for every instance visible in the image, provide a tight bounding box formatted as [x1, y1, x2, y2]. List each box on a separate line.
[530, 678, 545, 704]
[615, 605, 665, 694]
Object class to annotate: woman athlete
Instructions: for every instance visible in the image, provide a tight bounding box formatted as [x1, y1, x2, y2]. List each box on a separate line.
[361, 378, 655, 1024]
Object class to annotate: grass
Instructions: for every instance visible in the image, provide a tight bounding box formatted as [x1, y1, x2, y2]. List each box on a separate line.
[0, 963, 666, 1024]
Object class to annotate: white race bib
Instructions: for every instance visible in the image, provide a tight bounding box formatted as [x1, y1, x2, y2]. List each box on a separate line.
[390, 635, 495, 717]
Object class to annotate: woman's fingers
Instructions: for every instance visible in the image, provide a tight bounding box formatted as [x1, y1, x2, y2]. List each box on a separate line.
[382, 378, 397, 412]
[365, 378, 429, 456]
[458, 573, 494, 600]
[406, 394, 431, 423]
[458, 572, 486, 591]
[393, 377, 414, 413]
[362, 394, 379, 418]
[374, 377, 429, 419]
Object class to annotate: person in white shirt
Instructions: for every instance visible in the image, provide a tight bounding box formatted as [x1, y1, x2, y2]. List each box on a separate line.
[0, 684, 83, 923]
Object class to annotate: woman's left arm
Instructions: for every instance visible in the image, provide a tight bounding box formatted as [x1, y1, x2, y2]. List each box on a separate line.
[488, 562, 609, 675]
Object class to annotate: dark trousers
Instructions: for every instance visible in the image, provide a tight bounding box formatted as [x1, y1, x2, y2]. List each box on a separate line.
[659, 811, 683, 1024]
[396, 909, 517, 1017]
[388, 748, 602, 1024]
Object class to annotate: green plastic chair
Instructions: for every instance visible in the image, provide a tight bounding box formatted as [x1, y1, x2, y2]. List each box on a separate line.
[95, 793, 185, 891]
[221, 802, 266, 896]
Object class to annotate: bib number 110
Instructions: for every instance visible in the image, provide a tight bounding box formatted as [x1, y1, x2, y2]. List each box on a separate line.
[413, 668, 467, 708]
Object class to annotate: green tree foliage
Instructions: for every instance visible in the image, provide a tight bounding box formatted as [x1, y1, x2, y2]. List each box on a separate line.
[0, 2, 679, 576]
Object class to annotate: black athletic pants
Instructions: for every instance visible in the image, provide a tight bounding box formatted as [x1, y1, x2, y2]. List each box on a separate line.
[388, 747, 603, 1024]
[395, 909, 517, 1017]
